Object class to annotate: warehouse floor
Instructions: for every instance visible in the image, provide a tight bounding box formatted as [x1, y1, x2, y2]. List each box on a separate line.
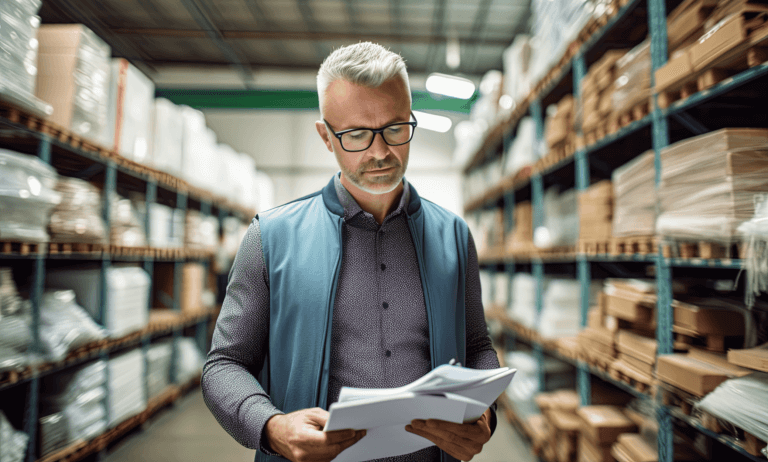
[105, 387, 534, 462]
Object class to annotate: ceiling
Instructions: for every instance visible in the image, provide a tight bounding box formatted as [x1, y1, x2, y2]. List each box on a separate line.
[39, 0, 531, 88]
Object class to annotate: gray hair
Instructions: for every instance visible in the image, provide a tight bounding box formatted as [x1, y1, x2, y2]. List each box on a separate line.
[317, 42, 411, 115]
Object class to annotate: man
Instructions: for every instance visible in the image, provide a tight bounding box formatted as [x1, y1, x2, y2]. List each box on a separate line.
[202, 42, 500, 462]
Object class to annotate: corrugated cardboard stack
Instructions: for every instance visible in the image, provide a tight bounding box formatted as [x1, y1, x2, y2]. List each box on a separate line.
[581, 50, 627, 139]
[728, 343, 768, 372]
[673, 298, 745, 351]
[544, 95, 576, 157]
[656, 128, 768, 247]
[578, 292, 618, 369]
[609, 40, 651, 126]
[535, 390, 582, 462]
[507, 202, 534, 255]
[657, 347, 751, 398]
[577, 406, 637, 462]
[578, 180, 613, 243]
[613, 330, 658, 388]
[612, 151, 656, 238]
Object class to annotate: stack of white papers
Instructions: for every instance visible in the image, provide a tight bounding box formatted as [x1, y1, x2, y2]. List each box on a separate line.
[324, 365, 516, 461]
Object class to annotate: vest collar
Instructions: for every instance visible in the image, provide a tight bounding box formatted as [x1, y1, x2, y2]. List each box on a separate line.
[321, 173, 422, 218]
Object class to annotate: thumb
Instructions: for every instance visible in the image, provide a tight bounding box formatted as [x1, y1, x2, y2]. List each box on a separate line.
[306, 408, 330, 428]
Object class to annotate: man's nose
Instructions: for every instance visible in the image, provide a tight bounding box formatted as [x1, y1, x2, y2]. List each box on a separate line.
[368, 133, 390, 159]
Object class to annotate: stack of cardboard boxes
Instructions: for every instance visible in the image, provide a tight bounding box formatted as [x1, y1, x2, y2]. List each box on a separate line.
[544, 95, 576, 160]
[580, 50, 627, 142]
[533, 390, 582, 462]
[506, 202, 534, 255]
[577, 406, 637, 462]
[578, 180, 614, 245]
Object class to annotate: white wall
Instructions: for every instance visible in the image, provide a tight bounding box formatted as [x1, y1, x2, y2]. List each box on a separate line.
[202, 108, 466, 217]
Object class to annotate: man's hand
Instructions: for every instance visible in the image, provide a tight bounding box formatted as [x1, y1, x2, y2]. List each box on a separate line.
[264, 408, 366, 462]
[405, 408, 493, 461]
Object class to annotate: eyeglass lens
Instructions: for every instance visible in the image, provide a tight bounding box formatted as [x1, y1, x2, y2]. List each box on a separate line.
[341, 124, 414, 151]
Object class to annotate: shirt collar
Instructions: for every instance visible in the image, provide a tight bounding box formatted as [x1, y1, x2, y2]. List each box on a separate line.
[333, 172, 411, 224]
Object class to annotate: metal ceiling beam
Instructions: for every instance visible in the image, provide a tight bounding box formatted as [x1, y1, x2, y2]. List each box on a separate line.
[243, 0, 297, 66]
[296, 0, 328, 60]
[110, 27, 513, 47]
[465, 0, 494, 74]
[390, 0, 403, 37]
[176, 0, 255, 87]
[342, 0, 361, 32]
[425, 0, 448, 74]
[138, 58, 443, 74]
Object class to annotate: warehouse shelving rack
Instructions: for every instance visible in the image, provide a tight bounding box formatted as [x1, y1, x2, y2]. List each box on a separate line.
[462, 0, 768, 461]
[0, 108, 252, 462]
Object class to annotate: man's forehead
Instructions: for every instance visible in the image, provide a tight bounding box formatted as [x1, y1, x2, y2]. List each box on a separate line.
[323, 79, 411, 125]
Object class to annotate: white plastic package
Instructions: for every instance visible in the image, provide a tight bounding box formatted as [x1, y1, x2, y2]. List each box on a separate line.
[105, 59, 155, 163]
[0, 149, 61, 242]
[534, 187, 578, 248]
[110, 194, 147, 247]
[108, 349, 146, 427]
[507, 273, 539, 329]
[612, 150, 656, 237]
[48, 177, 107, 244]
[0, 409, 29, 462]
[175, 337, 204, 385]
[739, 194, 768, 310]
[39, 290, 107, 362]
[151, 98, 184, 177]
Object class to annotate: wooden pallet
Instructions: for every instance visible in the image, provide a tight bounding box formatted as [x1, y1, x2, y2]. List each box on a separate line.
[609, 364, 653, 393]
[48, 242, 105, 255]
[660, 383, 698, 415]
[657, 22, 768, 109]
[660, 240, 746, 259]
[0, 240, 46, 256]
[609, 235, 657, 256]
[578, 239, 611, 255]
[697, 409, 768, 458]
[607, 97, 652, 133]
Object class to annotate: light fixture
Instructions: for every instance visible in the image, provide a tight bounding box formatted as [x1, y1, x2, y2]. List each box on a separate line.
[446, 33, 461, 70]
[425, 73, 476, 100]
[413, 110, 452, 133]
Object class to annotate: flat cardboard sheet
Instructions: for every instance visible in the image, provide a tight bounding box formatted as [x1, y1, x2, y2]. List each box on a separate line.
[728, 343, 768, 372]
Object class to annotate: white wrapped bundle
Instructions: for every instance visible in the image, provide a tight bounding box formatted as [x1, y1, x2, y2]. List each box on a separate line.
[108, 349, 146, 426]
[739, 195, 768, 308]
[146, 341, 172, 399]
[0, 149, 60, 242]
[148, 203, 184, 248]
[47, 266, 150, 338]
[502, 117, 539, 177]
[612, 150, 656, 237]
[175, 337, 204, 384]
[0, 0, 42, 109]
[657, 129, 768, 243]
[49, 177, 107, 244]
[151, 98, 184, 177]
[540, 279, 581, 339]
[40, 290, 107, 362]
[0, 410, 28, 462]
[502, 35, 533, 105]
[181, 107, 217, 192]
[105, 59, 155, 164]
[534, 187, 578, 248]
[508, 273, 539, 329]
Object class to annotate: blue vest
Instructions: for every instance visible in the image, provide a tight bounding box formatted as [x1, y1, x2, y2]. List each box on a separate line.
[255, 175, 468, 462]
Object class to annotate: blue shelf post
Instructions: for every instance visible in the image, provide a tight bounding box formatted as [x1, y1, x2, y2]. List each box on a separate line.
[197, 200, 212, 354]
[144, 180, 157, 307]
[533, 261, 545, 391]
[170, 191, 188, 385]
[647, 0, 673, 458]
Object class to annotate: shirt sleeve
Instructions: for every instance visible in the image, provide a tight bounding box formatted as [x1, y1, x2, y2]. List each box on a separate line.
[201, 218, 283, 453]
[463, 230, 502, 435]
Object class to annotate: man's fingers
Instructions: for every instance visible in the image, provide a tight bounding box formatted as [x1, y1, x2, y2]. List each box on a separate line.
[405, 425, 474, 460]
[324, 428, 360, 444]
[331, 430, 367, 455]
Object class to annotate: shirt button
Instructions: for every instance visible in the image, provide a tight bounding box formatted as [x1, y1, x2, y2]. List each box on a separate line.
[381, 263, 386, 271]
[383, 302, 389, 309]
[385, 350, 391, 357]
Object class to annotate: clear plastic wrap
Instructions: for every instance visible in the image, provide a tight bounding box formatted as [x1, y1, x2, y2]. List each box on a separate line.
[146, 203, 185, 249]
[502, 117, 539, 177]
[611, 39, 651, 113]
[175, 337, 204, 384]
[106, 59, 154, 163]
[739, 194, 768, 310]
[507, 273, 539, 329]
[534, 187, 578, 248]
[48, 177, 107, 244]
[108, 349, 146, 427]
[656, 129, 768, 243]
[40, 290, 107, 362]
[0, 267, 32, 371]
[185, 210, 219, 251]
[696, 372, 768, 455]
[0, 149, 61, 242]
[146, 341, 172, 399]
[0, 267, 23, 317]
[612, 150, 656, 237]
[540, 279, 582, 339]
[502, 35, 532, 105]
[151, 98, 184, 177]
[0, 409, 29, 462]
[110, 194, 146, 247]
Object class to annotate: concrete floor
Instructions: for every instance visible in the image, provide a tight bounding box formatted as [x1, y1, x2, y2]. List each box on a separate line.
[105, 387, 535, 462]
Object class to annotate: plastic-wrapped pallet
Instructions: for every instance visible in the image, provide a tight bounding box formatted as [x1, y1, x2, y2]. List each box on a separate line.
[502, 35, 533, 105]
[49, 177, 107, 244]
[656, 128, 768, 245]
[105, 59, 155, 164]
[40, 290, 106, 362]
[0, 149, 61, 242]
[0, 0, 45, 113]
[544, 95, 575, 154]
[108, 349, 146, 427]
[0, 268, 32, 372]
[539, 279, 581, 339]
[39, 360, 108, 455]
[185, 210, 219, 251]
[507, 273, 539, 329]
[151, 98, 184, 178]
[469, 71, 503, 128]
[581, 49, 628, 135]
[611, 39, 651, 116]
[146, 341, 172, 400]
[175, 337, 204, 385]
[0, 410, 29, 462]
[740, 194, 768, 310]
[110, 193, 147, 247]
[534, 187, 578, 249]
[612, 150, 656, 237]
[579, 180, 613, 242]
[505, 351, 575, 418]
[35, 24, 111, 144]
[147, 203, 185, 249]
[46, 266, 150, 338]
[181, 106, 218, 193]
[502, 117, 539, 178]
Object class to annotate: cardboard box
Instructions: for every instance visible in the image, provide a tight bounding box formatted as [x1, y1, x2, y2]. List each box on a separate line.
[605, 288, 655, 325]
[654, 47, 693, 91]
[727, 343, 768, 372]
[667, 0, 719, 52]
[690, 13, 747, 71]
[35, 24, 111, 143]
[688, 347, 751, 377]
[673, 300, 744, 335]
[549, 410, 583, 432]
[535, 390, 581, 413]
[656, 354, 731, 396]
[578, 406, 637, 444]
[617, 330, 657, 364]
[617, 433, 657, 462]
[618, 352, 655, 375]
[153, 263, 205, 314]
[579, 434, 613, 462]
[588, 309, 603, 329]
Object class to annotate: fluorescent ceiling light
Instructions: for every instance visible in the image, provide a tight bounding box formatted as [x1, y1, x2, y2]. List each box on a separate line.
[425, 73, 476, 100]
[413, 110, 452, 133]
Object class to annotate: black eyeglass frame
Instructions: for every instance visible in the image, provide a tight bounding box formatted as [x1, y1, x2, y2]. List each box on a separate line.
[323, 111, 418, 152]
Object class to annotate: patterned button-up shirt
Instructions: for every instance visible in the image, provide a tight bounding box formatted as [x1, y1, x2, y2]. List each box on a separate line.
[202, 174, 499, 461]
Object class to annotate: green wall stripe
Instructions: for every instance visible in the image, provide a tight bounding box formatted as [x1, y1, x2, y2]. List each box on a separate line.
[155, 88, 478, 114]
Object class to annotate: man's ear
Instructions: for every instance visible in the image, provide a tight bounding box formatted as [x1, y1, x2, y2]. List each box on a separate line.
[316, 120, 334, 153]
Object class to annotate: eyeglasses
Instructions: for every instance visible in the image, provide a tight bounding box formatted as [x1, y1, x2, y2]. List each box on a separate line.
[324, 112, 418, 152]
